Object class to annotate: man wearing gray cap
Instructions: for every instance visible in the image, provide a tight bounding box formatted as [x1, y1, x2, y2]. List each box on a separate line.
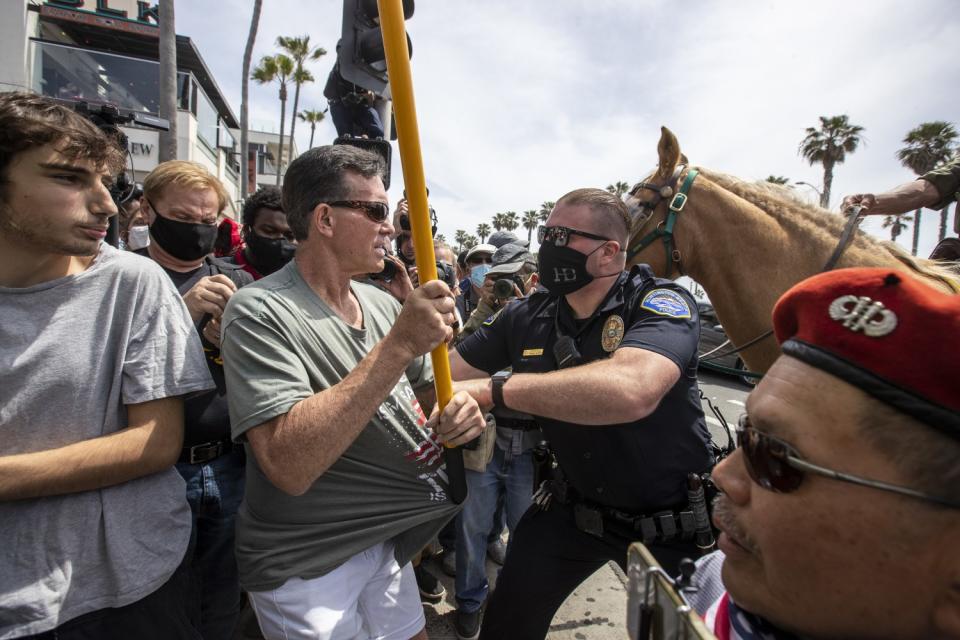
[456, 243, 497, 323]
[488, 230, 530, 249]
[453, 242, 540, 640]
[460, 243, 538, 339]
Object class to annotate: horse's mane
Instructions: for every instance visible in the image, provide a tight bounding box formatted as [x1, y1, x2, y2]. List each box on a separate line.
[694, 167, 960, 291]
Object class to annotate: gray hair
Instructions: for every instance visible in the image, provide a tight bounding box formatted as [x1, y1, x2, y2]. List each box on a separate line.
[282, 145, 385, 241]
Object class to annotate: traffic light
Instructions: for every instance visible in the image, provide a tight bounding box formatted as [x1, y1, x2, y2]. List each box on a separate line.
[338, 0, 414, 97]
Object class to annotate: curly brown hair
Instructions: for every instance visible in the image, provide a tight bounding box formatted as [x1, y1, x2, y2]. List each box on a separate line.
[0, 92, 127, 195]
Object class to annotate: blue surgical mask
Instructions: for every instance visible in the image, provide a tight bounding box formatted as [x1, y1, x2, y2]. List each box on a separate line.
[469, 264, 492, 289]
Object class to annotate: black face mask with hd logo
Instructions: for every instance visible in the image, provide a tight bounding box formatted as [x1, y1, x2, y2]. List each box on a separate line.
[246, 232, 296, 275]
[537, 241, 603, 296]
[149, 213, 218, 261]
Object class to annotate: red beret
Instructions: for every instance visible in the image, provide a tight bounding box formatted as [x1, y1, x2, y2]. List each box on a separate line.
[772, 268, 960, 438]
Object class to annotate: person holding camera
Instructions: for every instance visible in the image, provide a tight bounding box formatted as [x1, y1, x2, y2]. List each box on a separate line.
[449, 188, 714, 639]
[458, 242, 538, 341]
[0, 93, 213, 638]
[219, 145, 486, 640]
[452, 243, 539, 640]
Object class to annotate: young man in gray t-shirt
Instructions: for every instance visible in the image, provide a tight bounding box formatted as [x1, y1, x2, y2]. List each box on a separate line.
[221, 145, 486, 640]
[0, 93, 213, 639]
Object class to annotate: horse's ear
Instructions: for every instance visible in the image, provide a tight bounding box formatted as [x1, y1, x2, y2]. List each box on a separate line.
[680, 153, 689, 165]
[657, 126, 681, 180]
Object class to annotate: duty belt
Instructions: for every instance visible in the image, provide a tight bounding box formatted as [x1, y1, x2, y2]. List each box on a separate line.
[549, 477, 697, 544]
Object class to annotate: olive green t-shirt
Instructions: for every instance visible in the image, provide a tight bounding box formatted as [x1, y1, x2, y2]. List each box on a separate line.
[220, 260, 458, 592]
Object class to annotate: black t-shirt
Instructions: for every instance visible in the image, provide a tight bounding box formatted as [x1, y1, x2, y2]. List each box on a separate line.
[137, 251, 254, 446]
[456, 265, 713, 513]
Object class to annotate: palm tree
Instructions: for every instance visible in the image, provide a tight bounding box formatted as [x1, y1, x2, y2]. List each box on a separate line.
[606, 181, 630, 197]
[897, 121, 958, 250]
[765, 175, 790, 185]
[798, 115, 865, 209]
[157, 0, 177, 162]
[521, 210, 539, 243]
[502, 211, 519, 232]
[463, 235, 479, 250]
[476, 222, 491, 243]
[538, 201, 555, 222]
[491, 213, 506, 231]
[240, 0, 263, 197]
[881, 214, 913, 242]
[277, 36, 327, 155]
[434, 233, 446, 244]
[252, 54, 295, 185]
[454, 229, 468, 252]
[298, 109, 328, 150]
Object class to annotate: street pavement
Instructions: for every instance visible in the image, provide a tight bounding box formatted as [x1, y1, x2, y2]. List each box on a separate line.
[234, 370, 751, 640]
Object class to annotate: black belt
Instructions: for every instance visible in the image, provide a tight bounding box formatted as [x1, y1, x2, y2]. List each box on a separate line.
[550, 479, 695, 544]
[179, 438, 233, 464]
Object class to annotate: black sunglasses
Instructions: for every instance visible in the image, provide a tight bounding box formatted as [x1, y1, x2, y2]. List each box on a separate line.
[537, 225, 609, 248]
[736, 417, 960, 509]
[325, 200, 391, 223]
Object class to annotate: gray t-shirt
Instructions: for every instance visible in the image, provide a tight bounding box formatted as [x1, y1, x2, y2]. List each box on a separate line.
[221, 260, 459, 592]
[0, 244, 214, 639]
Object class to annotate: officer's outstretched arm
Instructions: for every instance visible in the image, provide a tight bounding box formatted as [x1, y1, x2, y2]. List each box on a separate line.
[495, 347, 680, 425]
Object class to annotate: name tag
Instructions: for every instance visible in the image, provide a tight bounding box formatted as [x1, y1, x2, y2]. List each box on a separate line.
[522, 348, 544, 357]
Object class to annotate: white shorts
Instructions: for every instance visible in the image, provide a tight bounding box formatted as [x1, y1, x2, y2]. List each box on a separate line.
[248, 542, 425, 640]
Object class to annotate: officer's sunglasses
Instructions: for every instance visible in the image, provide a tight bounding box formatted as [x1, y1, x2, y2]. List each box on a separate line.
[736, 416, 960, 509]
[324, 200, 391, 223]
[538, 225, 609, 247]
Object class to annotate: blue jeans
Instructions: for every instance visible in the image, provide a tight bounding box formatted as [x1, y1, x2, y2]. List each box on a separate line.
[455, 445, 534, 613]
[176, 447, 245, 640]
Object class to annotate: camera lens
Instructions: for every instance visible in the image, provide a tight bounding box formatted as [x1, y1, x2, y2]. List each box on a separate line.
[493, 278, 515, 299]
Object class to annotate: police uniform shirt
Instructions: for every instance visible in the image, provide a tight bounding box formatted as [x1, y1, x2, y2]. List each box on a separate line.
[456, 265, 713, 514]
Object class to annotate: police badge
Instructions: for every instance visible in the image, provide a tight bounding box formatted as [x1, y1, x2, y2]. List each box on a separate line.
[601, 315, 625, 352]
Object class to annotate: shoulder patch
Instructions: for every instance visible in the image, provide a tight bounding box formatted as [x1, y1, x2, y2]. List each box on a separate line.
[483, 308, 504, 326]
[640, 288, 691, 318]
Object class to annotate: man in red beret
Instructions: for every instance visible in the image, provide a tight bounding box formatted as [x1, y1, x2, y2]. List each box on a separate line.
[687, 267, 960, 639]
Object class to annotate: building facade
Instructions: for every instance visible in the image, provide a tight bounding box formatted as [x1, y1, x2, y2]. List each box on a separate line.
[0, 0, 296, 216]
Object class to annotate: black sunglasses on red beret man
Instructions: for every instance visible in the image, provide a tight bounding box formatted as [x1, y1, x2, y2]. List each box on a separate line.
[736, 415, 960, 509]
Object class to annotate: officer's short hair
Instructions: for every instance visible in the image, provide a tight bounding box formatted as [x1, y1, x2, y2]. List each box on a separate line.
[557, 188, 631, 246]
[0, 92, 125, 201]
[283, 145, 385, 242]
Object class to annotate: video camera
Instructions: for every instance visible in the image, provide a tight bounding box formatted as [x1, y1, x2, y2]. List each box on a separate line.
[55, 99, 170, 247]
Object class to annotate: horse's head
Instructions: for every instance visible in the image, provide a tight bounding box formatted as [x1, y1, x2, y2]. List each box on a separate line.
[623, 126, 691, 279]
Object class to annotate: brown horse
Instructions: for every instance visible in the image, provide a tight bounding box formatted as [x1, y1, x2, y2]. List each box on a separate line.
[623, 127, 958, 374]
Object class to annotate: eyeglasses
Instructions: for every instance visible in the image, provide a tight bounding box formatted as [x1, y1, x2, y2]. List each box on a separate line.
[325, 200, 391, 223]
[538, 225, 609, 247]
[736, 417, 960, 509]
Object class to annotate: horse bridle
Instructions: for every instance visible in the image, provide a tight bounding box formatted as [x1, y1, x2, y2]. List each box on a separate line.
[625, 165, 699, 276]
[624, 164, 867, 381]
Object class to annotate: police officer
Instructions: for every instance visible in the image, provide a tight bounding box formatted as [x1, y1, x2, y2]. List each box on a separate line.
[450, 188, 714, 640]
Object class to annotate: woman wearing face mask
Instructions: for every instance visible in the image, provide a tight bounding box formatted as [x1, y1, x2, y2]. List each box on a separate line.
[224, 186, 297, 280]
[455, 243, 496, 323]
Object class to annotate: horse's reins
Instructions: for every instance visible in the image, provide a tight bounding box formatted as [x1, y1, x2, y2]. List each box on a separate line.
[624, 168, 867, 380]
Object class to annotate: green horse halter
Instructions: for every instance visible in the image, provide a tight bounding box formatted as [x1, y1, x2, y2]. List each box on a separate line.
[626, 168, 699, 275]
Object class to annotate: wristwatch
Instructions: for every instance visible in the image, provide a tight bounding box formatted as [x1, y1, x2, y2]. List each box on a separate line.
[491, 369, 512, 409]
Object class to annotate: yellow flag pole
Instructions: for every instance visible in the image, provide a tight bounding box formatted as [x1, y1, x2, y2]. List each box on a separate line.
[378, 0, 466, 503]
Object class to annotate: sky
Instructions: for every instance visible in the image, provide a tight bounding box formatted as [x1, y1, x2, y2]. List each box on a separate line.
[176, 0, 959, 258]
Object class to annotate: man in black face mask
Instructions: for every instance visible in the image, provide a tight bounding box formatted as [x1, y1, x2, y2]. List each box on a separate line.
[227, 185, 296, 279]
[449, 188, 714, 639]
[140, 160, 253, 639]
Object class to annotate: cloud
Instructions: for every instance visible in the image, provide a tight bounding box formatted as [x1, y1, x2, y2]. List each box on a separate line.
[177, 0, 959, 257]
